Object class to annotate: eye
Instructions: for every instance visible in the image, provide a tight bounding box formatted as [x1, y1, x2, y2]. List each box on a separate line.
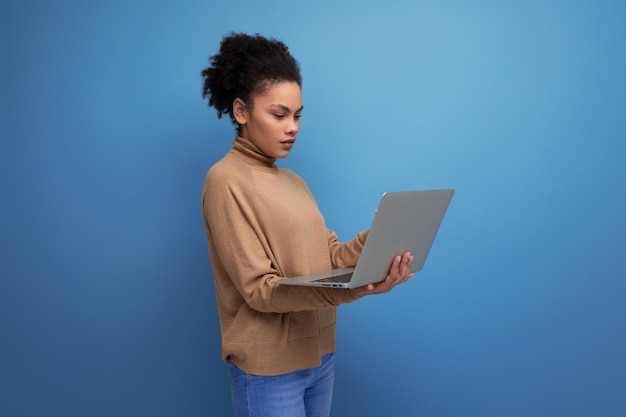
[295, 114, 303, 120]
[273, 114, 285, 120]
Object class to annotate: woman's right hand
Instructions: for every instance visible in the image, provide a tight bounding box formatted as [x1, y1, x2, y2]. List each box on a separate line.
[353, 251, 414, 297]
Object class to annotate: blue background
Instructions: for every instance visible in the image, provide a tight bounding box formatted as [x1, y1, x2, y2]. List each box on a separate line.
[1, 1, 625, 416]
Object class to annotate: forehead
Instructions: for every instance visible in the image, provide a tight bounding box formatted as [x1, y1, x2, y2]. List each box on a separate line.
[253, 81, 302, 108]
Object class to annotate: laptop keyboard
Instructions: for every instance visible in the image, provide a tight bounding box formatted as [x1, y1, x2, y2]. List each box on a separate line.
[313, 273, 353, 284]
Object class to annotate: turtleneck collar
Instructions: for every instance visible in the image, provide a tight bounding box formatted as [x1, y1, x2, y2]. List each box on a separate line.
[229, 136, 277, 169]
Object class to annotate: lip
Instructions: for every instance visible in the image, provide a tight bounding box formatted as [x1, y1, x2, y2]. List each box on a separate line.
[280, 139, 296, 148]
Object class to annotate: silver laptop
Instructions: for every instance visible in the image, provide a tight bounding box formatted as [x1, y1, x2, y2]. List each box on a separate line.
[277, 189, 454, 288]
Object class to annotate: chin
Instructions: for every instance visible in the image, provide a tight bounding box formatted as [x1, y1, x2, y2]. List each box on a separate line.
[274, 150, 292, 159]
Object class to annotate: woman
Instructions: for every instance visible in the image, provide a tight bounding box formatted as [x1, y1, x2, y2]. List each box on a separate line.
[200, 32, 414, 417]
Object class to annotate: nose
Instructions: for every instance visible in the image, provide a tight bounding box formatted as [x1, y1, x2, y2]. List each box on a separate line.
[286, 116, 299, 135]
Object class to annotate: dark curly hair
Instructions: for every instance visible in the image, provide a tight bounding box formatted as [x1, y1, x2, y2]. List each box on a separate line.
[201, 32, 302, 133]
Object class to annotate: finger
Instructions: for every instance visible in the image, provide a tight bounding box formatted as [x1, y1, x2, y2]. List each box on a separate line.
[389, 252, 408, 280]
[399, 252, 412, 276]
[391, 255, 403, 274]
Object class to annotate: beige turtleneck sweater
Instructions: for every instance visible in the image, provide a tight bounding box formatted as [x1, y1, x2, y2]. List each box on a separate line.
[201, 136, 368, 376]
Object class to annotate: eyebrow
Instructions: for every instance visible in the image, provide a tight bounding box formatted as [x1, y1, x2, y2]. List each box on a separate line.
[270, 104, 304, 113]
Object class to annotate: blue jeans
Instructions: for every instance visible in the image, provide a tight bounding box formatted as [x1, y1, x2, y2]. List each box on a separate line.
[228, 353, 335, 417]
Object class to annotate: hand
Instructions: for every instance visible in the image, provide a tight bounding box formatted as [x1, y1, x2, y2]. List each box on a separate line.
[353, 251, 415, 297]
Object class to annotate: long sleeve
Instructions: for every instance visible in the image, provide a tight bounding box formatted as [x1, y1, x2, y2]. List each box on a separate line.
[327, 229, 369, 268]
[201, 136, 369, 375]
[202, 168, 360, 314]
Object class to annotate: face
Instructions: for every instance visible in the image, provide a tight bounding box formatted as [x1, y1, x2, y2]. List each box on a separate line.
[233, 81, 303, 159]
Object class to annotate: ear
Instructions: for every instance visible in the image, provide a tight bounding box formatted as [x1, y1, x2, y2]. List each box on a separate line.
[233, 98, 248, 125]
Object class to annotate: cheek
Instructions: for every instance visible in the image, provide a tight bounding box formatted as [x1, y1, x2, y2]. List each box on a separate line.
[258, 117, 279, 135]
